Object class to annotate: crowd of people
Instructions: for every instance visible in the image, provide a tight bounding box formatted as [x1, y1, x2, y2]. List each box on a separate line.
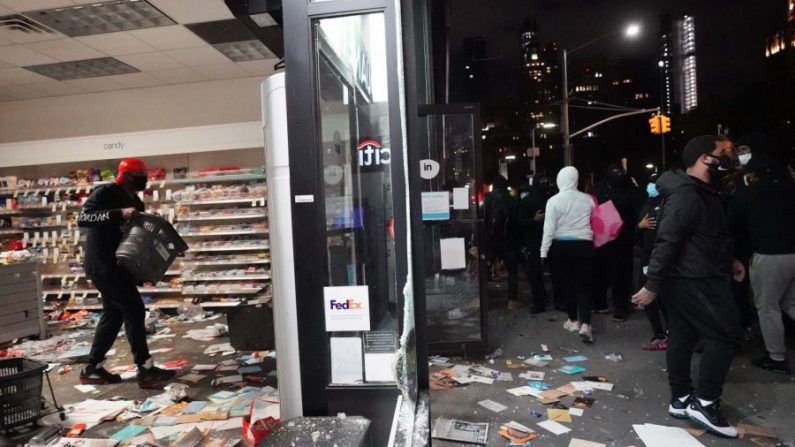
[484, 134, 795, 439]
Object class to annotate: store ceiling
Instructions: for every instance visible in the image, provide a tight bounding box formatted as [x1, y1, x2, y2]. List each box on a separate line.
[0, 0, 282, 102]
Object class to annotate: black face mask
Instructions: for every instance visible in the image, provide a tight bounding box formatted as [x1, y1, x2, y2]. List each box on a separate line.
[704, 154, 734, 184]
[129, 175, 148, 191]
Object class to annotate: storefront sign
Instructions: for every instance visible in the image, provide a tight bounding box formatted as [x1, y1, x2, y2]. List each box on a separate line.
[357, 140, 390, 167]
[323, 285, 371, 332]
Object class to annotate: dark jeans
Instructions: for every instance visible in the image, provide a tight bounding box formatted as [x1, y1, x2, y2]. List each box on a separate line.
[549, 245, 566, 310]
[551, 240, 594, 324]
[522, 243, 547, 309]
[594, 240, 633, 313]
[87, 270, 151, 367]
[732, 272, 753, 329]
[662, 278, 742, 401]
[489, 244, 519, 300]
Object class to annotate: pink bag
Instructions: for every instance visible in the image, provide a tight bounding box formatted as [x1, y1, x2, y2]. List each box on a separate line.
[590, 196, 623, 248]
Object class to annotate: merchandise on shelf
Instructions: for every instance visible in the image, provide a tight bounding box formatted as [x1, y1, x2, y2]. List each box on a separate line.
[171, 183, 267, 202]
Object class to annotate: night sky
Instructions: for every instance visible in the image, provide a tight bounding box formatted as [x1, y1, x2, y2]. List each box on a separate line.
[448, 0, 785, 103]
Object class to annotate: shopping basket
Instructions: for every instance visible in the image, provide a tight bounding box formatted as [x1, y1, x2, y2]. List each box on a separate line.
[116, 213, 189, 283]
[0, 358, 47, 433]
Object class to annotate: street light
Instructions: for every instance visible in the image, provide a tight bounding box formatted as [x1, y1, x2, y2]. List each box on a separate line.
[561, 22, 642, 166]
[530, 122, 557, 175]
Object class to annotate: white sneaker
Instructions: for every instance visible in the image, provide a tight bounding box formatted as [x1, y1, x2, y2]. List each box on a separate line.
[579, 324, 594, 343]
[563, 320, 581, 332]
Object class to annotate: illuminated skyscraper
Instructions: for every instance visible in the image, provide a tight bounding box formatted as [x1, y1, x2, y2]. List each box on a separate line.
[660, 14, 698, 115]
[765, 0, 795, 83]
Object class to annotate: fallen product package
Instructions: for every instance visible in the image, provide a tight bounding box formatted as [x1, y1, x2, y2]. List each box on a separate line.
[432, 418, 488, 445]
[632, 423, 706, 447]
[51, 399, 134, 429]
[184, 324, 228, 341]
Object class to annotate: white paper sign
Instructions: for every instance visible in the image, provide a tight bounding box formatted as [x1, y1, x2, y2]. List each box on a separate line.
[440, 237, 466, 270]
[330, 337, 363, 384]
[421, 191, 449, 221]
[323, 285, 370, 332]
[452, 187, 469, 210]
[364, 353, 393, 382]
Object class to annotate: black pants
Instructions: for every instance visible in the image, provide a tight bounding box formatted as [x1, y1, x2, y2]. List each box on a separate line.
[662, 278, 742, 401]
[522, 243, 547, 309]
[593, 240, 633, 313]
[732, 272, 753, 330]
[549, 245, 566, 310]
[87, 271, 151, 367]
[489, 244, 519, 300]
[551, 240, 594, 324]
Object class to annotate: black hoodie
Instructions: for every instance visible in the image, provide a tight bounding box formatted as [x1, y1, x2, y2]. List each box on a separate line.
[77, 183, 144, 279]
[645, 170, 733, 294]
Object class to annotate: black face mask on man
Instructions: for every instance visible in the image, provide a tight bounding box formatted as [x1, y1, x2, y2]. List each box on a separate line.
[128, 174, 148, 191]
[704, 154, 735, 184]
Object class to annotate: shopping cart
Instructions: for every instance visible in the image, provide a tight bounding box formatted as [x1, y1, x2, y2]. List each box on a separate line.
[0, 357, 64, 435]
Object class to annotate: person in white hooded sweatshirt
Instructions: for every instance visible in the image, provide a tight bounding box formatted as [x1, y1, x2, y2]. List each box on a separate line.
[541, 166, 596, 342]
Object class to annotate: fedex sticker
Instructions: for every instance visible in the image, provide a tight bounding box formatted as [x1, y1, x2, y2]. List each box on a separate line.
[323, 285, 371, 332]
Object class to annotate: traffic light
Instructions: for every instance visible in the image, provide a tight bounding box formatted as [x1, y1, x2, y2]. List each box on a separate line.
[660, 114, 671, 133]
[649, 115, 661, 134]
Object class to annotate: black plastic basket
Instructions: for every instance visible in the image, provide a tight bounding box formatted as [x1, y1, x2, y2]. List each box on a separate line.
[0, 358, 46, 432]
[116, 213, 189, 283]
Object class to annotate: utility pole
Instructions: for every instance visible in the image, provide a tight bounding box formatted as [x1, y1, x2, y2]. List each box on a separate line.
[561, 49, 571, 166]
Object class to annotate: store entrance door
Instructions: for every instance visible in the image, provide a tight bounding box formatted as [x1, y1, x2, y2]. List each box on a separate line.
[417, 104, 488, 354]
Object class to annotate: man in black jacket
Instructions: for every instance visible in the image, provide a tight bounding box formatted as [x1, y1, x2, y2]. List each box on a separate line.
[729, 153, 795, 375]
[518, 175, 551, 313]
[592, 163, 644, 322]
[78, 158, 175, 389]
[485, 175, 520, 308]
[633, 135, 746, 439]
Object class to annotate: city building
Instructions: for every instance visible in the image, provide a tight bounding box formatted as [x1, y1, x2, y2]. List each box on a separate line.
[660, 14, 699, 115]
[765, 0, 795, 84]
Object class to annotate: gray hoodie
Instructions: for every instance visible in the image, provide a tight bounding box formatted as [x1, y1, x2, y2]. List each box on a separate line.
[540, 166, 595, 257]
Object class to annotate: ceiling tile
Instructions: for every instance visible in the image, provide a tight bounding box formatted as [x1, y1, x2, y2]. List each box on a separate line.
[0, 44, 58, 66]
[76, 33, 155, 56]
[28, 79, 86, 95]
[0, 0, 72, 12]
[0, 66, 52, 83]
[64, 76, 122, 92]
[7, 84, 51, 99]
[0, 21, 62, 45]
[150, 66, 206, 84]
[0, 59, 13, 69]
[236, 58, 279, 76]
[128, 25, 206, 51]
[194, 63, 248, 80]
[105, 71, 165, 88]
[116, 52, 182, 71]
[164, 46, 228, 67]
[24, 38, 103, 61]
[147, 0, 234, 24]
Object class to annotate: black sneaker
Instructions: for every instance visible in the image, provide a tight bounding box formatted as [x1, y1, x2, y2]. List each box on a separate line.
[80, 365, 122, 385]
[611, 311, 627, 322]
[137, 366, 176, 389]
[686, 398, 738, 438]
[751, 356, 792, 375]
[593, 308, 611, 314]
[668, 395, 691, 419]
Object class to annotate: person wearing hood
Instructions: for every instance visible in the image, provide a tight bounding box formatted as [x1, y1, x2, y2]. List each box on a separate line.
[636, 172, 667, 351]
[591, 162, 645, 322]
[728, 153, 795, 375]
[484, 175, 520, 308]
[541, 166, 596, 342]
[77, 158, 176, 389]
[632, 135, 746, 439]
[518, 175, 553, 313]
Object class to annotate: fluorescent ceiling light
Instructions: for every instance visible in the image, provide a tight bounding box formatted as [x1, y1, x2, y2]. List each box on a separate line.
[26, 0, 174, 37]
[24, 57, 139, 80]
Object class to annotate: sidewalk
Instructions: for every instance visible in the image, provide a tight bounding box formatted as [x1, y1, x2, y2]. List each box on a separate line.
[430, 298, 795, 446]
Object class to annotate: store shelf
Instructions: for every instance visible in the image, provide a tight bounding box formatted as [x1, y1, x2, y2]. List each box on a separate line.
[188, 245, 269, 252]
[182, 288, 264, 295]
[175, 197, 266, 206]
[43, 289, 99, 297]
[0, 210, 21, 216]
[0, 185, 94, 196]
[182, 274, 271, 281]
[44, 297, 271, 312]
[183, 258, 270, 266]
[138, 287, 183, 293]
[176, 212, 267, 222]
[0, 229, 23, 236]
[179, 230, 268, 237]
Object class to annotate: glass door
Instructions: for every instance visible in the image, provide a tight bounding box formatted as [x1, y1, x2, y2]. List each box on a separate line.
[418, 104, 487, 353]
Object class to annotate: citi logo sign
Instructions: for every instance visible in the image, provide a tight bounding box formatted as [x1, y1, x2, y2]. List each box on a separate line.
[357, 140, 391, 167]
[329, 299, 363, 310]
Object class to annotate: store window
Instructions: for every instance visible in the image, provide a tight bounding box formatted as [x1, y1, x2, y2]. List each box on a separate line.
[314, 13, 399, 385]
